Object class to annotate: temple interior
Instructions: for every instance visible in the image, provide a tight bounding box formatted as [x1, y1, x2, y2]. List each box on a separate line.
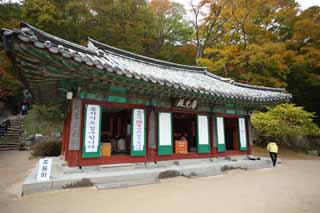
[100, 108, 132, 155]
[172, 113, 197, 153]
[224, 117, 239, 151]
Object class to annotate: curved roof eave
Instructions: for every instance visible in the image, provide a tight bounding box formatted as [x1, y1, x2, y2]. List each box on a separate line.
[0, 23, 292, 105]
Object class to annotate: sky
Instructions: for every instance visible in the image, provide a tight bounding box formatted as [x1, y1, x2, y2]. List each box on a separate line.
[172, 0, 320, 10]
[297, 0, 320, 9]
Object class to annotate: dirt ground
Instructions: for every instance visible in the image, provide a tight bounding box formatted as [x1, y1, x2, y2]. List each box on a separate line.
[0, 147, 320, 213]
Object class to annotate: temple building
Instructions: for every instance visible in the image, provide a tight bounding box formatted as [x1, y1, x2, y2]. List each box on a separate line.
[1, 23, 291, 167]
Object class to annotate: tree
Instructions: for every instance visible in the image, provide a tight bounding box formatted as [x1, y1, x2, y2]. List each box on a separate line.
[90, 0, 154, 54]
[197, 1, 320, 124]
[0, 2, 23, 100]
[1, 0, 320, 126]
[22, 0, 94, 43]
[148, 0, 193, 58]
[251, 104, 320, 138]
[190, 0, 225, 60]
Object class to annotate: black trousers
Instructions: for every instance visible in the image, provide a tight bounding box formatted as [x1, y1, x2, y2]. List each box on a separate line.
[269, 152, 277, 167]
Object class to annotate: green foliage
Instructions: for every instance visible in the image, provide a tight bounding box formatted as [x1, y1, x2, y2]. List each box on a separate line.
[31, 141, 61, 157]
[251, 104, 320, 138]
[0, 0, 195, 104]
[0, 3, 21, 29]
[0, 3, 23, 99]
[0, 51, 23, 98]
[20, 0, 194, 64]
[23, 105, 64, 136]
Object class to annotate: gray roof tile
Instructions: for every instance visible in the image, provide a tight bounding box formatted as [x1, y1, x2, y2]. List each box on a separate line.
[0, 23, 292, 104]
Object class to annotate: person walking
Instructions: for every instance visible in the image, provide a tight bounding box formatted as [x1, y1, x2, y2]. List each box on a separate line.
[267, 142, 278, 167]
[21, 101, 28, 115]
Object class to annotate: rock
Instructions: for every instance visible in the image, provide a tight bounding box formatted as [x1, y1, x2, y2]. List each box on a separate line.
[50, 132, 61, 139]
[307, 150, 319, 156]
[34, 134, 49, 143]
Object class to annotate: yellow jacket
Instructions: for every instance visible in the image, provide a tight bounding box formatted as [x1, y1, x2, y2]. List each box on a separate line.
[267, 142, 278, 153]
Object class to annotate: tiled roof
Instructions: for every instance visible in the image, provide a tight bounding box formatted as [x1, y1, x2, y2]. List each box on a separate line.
[1, 23, 291, 104]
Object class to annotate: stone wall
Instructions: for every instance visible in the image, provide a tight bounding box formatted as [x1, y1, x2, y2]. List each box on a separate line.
[68, 98, 82, 151]
[281, 135, 320, 152]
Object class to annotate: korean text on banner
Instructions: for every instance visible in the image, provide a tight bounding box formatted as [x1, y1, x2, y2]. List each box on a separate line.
[84, 104, 101, 154]
[132, 109, 145, 151]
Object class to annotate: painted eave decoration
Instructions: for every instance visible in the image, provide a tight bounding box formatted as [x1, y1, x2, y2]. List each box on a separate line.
[0, 23, 292, 106]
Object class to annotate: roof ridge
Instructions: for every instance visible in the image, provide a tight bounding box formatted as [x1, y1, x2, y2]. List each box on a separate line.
[88, 38, 287, 92]
[88, 38, 207, 72]
[234, 82, 286, 92]
[2, 23, 289, 98]
[20, 23, 96, 55]
[203, 71, 286, 92]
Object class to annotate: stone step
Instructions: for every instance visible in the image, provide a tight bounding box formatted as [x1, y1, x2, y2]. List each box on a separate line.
[1, 133, 20, 136]
[4, 132, 22, 136]
[5, 132, 22, 135]
[9, 119, 23, 122]
[0, 139, 20, 143]
[22, 157, 274, 195]
[9, 120, 22, 123]
[0, 136, 20, 139]
[9, 119, 22, 122]
[0, 143, 20, 146]
[2, 132, 21, 135]
[0, 147, 22, 151]
[98, 163, 136, 172]
[0, 143, 21, 146]
[0, 137, 20, 140]
[95, 177, 159, 190]
[7, 126, 22, 129]
[0, 144, 22, 150]
[0, 134, 20, 137]
[6, 128, 23, 131]
[0, 138, 20, 142]
[0, 144, 22, 148]
[6, 126, 23, 129]
[4, 135, 22, 139]
[0, 141, 21, 144]
[22, 141, 32, 146]
[10, 122, 22, 127]
[6, 128, 23, 132]
[9, 118, 23, 120]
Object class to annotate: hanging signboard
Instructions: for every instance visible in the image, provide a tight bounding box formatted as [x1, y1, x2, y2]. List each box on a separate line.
[238, 118, 247, 150]
[82, 104, 102, 158]
[131, 109, 146, 156]
[197, 115, 210, 153]
[174, 99, 197, 109]
[36, 158, 52, 181]
[158, 112, 173, 155]
[216, 117, 226, 152]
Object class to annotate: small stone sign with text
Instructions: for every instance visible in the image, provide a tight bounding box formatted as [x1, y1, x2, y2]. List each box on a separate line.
[36, 158, 52, 181]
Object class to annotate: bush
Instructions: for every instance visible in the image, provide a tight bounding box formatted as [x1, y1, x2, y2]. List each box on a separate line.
[251, 104, 320, 138]
[31, 141, 61, 157]
[23, 105, 64, 136]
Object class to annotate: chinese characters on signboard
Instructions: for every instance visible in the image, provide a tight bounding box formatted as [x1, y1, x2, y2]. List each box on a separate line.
[36, 158, 52, 181]
[132, 109, 145, 152]
[158, 112, 172, 146]
[174, 99, 197, 109]
[238, 118, 247, 149]
[84, 105, 101, 153]
[198, 115, 209, 145]
[217, 117, 225, 145]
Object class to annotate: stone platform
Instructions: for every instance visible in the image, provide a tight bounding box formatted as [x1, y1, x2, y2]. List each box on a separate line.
[22, 156, 275, 196]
